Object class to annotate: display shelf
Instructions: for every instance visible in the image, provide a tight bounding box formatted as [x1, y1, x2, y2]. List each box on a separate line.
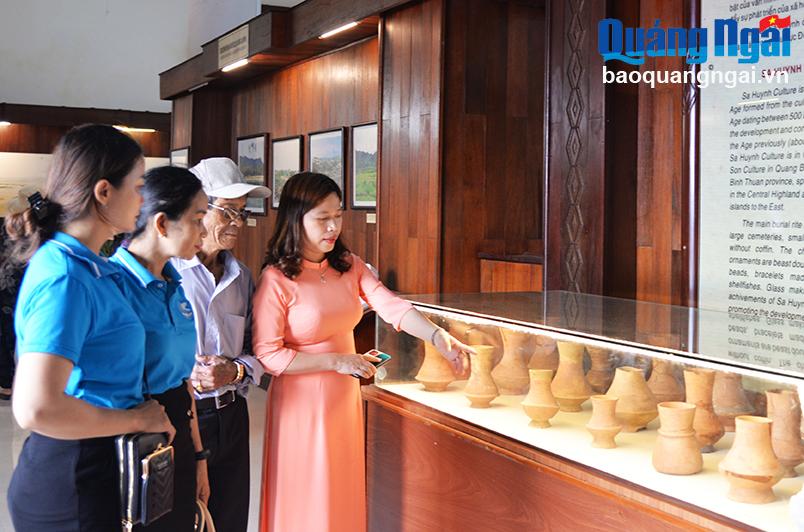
[378, 381, 802, 531]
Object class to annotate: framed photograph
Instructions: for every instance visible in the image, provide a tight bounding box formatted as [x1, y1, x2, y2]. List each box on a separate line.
[350, 123, 378, 209]
[271, 136, 303, 208]
[308, 128, 345, 197]
[170, 147, 190, 169]
[237, 134, 268, 215]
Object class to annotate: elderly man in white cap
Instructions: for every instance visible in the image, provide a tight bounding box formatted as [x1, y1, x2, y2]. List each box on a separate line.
[170, 157, 270, 532]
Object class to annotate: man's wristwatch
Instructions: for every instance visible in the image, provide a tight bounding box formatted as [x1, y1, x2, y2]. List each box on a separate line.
[195, 449, 211, 461]
[232, 359, 246, 384]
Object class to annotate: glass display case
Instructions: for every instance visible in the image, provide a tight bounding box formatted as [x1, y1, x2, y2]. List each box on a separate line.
[374, 291, 804, 530]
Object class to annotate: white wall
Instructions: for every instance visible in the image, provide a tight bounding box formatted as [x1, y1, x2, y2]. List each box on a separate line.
[188, 0, 260, 53]
[0, 0, 196, 112]
[0, 1, 312, 113]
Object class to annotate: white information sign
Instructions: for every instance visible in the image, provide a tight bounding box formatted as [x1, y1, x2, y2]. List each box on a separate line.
[218, 25, 249, 70]
[699, 1, 804, 373]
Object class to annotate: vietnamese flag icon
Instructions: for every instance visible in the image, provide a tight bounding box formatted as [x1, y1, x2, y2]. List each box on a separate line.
[759, 14, 792, 32]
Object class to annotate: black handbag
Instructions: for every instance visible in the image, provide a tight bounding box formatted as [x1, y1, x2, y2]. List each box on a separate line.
[115, 375, 175, 530]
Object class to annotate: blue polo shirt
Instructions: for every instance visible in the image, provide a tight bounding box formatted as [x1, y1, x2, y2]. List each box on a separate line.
[15, 232, 146, 409]
[110, 247, 196, 395]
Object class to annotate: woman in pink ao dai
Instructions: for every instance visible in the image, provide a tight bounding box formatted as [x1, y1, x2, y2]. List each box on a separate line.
[252, 172, 472, 532]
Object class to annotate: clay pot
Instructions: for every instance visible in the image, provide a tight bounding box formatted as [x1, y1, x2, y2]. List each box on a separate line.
[550, 341, 592, 412]
[684, 369, 725, 453]
[492, 328, 532, 395]
[586, 347, 615, 394]
[464, 345, 499, 408]
[766, 389, 804, 478]
[445, 318, 484, 345]
[529, 335, 559, 371]
[652, 402, 703, 475]
[719, 416, 785, 504]
[618, 352, 651, 378]
[647, 359, 685, 404]
[713, 372, 754, 432]
[586, 395, 622, 448]
[445, 320, 476, 380]
[521, 369, 560, 428]
[606, 366, 658, 432]
[467, 327, 502, 365]
[415, 343, 455, 392]
[745, 389, 768, 417]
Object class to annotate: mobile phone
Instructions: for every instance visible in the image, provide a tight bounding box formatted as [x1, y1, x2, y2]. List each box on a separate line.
[351, 349, 392, 378]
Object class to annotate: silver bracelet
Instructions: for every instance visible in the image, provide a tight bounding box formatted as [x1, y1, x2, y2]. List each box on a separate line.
[430, 327, 443, 345]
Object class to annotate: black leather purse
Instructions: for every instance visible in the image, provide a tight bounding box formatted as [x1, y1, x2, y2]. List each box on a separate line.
[115, 375, 174, 530]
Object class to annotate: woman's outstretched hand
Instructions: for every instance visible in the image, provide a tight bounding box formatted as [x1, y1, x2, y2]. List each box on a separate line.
[432, 330, 475, 374]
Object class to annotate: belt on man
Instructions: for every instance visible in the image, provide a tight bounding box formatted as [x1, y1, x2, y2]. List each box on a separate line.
[196, 390, 237, 412]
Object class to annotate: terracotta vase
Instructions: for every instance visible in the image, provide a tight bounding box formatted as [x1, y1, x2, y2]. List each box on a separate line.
[466, 326, 503, 380]
[719, 416, 785, 504]
[445, 319, 474, 343]
[606, 366, 658, 432]
[585, 395, 622, 448]
[467, 327, 502, 365]
[647, 359, 685, 404]
[550, 341, 592, 412]
[492, 328, 532, 395]
[521, 369, 560, 428]
[464, 345, 499, 408]
[684, 369, 725, 453]
[713, 372, 754, 432]
[652, 402, 703, 475]
[618, 352, 651, 378]
[586, 347, 615, 394]
[766, 389, 804, 478]
[414, 343, 455, 392]
[529, 335, 559, 371]
[445, 320, 476, 380]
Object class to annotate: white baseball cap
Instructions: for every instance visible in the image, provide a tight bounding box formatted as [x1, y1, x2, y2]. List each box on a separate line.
[189, 157, 271, 199]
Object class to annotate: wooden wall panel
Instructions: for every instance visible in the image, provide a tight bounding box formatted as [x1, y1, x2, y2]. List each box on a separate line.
[0, 123, 168, 157]
[378, 0, 443, 294]
[635, 0, 685, 307]
[128, 130, 170, 158]
[479, 259, 542, 293]
[602, 0, 639, 301]
[171, 95, 192, 150]
[440, 0, 546, 294]
[228, 38, 380, 276]
[0, 124, 68, 154]
[545, 0, 606, 298]
[190, 88, 233, 165]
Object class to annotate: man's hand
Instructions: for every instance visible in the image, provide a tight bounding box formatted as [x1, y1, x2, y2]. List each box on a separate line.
[191, 355, 238, 392]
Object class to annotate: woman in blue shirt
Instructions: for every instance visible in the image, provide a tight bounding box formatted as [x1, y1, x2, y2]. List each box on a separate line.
[5, 124, 174, 531]
[111, 166, 211, 530]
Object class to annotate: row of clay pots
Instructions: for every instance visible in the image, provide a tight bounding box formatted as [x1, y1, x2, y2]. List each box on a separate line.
[532, 376, 797, 504]
[455, 326, 768, 427]
[436, 324, 777, 426]
[415, 339, 803, 479]
[425, 327, 759, 425]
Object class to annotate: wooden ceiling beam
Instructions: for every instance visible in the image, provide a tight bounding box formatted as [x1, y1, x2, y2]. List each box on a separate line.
[0, 103, 171, 131]
[159, 0, 401, 99]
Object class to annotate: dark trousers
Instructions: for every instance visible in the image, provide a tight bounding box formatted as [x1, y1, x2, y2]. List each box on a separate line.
[0, 308, 16, 388]
[8, 434, 119, 531]
[136, 383, 196, 532]
[197, 394, 250, 532]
